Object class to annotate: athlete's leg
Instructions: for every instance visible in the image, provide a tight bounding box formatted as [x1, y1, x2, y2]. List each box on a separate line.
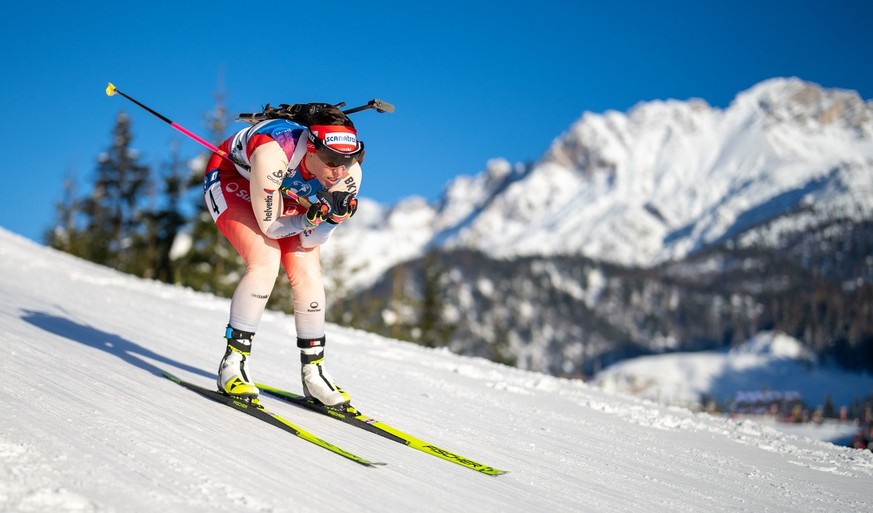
[279, 237, 349, 406]
[206, 165, 280, 397]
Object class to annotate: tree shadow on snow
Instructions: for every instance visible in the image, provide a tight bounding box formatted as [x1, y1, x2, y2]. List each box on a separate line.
[20, 309, 212, 380]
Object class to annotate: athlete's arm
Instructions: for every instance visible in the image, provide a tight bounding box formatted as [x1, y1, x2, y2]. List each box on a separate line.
[249, 141, 312, 239]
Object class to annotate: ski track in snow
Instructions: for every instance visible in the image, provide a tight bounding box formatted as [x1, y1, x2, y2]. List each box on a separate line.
[1, 227, 872, 512]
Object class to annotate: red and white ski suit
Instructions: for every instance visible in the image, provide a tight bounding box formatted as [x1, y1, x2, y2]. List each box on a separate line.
[202, 119, 362, 338]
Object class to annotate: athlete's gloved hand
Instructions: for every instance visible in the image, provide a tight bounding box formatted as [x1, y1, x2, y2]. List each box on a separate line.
[303, 201, 330, 228]
[316, 190, 358, 224]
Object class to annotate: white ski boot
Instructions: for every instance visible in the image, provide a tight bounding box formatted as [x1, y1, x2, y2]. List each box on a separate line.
[217, 326, 259, 399]
[299, 336, 350, 407]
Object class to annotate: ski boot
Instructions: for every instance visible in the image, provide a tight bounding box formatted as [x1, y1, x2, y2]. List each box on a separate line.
[299, 336, 351, 407]
[217, 325, 259, 400]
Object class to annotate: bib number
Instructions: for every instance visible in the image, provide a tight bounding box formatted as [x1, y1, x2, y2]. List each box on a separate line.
[204, 170, 228, 222]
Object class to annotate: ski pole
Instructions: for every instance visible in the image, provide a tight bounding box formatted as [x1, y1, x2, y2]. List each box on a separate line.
[104, 83, 316, 202]
[104, 82, 358, 208]
[105, 82, 247, 169]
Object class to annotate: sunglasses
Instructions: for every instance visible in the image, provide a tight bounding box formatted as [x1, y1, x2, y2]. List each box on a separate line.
[308, 131, 365, 168]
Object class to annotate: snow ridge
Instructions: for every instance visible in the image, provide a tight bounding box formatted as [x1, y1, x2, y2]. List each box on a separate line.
[329, 78, 873, 287]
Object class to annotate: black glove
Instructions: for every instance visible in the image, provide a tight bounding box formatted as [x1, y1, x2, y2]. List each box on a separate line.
[302, 201, 330, 228]
[316, 190, 358, 224]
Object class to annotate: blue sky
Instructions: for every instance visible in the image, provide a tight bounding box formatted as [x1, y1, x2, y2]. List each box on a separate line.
[2, 1, 871, 243]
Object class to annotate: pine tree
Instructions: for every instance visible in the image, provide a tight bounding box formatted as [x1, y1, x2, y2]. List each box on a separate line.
[46, 167, 81, 254]
[50, 112, 153, 272]
[417, 251, 455, 348]
[140, 140, 186, 282]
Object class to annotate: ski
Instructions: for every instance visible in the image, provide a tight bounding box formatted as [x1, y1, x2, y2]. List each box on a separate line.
[256, 382, 508, 476]
[162, 371, 385, 467]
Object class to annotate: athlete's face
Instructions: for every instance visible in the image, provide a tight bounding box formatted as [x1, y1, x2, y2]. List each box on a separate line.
[304, 152, 346, 188]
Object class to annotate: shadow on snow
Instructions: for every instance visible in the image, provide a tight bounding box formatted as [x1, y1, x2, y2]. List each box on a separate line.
[20, 308, 212, 380]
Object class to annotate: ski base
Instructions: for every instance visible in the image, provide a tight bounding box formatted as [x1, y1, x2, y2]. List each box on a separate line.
[162, 371, 384, 467]
[256, 382, 508, 476]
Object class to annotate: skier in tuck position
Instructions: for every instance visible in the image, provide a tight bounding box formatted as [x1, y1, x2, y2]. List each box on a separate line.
[202, 105, 363, 407]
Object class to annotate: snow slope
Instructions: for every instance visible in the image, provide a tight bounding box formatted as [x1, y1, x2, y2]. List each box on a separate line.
[1, 226, 872, 513]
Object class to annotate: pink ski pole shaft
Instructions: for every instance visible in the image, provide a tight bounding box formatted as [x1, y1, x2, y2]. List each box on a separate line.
[105, 82, 240, 166]
[106, 82, 313, 206]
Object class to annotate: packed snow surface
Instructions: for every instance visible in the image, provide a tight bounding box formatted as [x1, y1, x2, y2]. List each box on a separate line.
[1, 226, 872, 512]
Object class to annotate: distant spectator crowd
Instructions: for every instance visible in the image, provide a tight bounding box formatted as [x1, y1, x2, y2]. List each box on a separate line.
[730, 390, 873, 451]
[732, 390, 805, 419]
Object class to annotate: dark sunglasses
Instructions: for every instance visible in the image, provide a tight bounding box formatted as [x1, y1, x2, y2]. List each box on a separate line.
[308, 131, 365, 168]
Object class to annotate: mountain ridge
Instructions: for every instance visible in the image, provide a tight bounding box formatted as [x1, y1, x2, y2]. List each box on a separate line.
[328, 77, 873, 288]
[320, 78, 873, 380]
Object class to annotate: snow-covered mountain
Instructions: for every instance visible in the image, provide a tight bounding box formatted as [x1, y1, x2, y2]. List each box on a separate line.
[2, 227, 872, 512]
[327, 77, 873, 287]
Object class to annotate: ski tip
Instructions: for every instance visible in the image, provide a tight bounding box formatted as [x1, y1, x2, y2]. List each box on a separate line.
[356, 460, 388, 468]
[105, 82, 117, 96]
[161, 369, 181, 383]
